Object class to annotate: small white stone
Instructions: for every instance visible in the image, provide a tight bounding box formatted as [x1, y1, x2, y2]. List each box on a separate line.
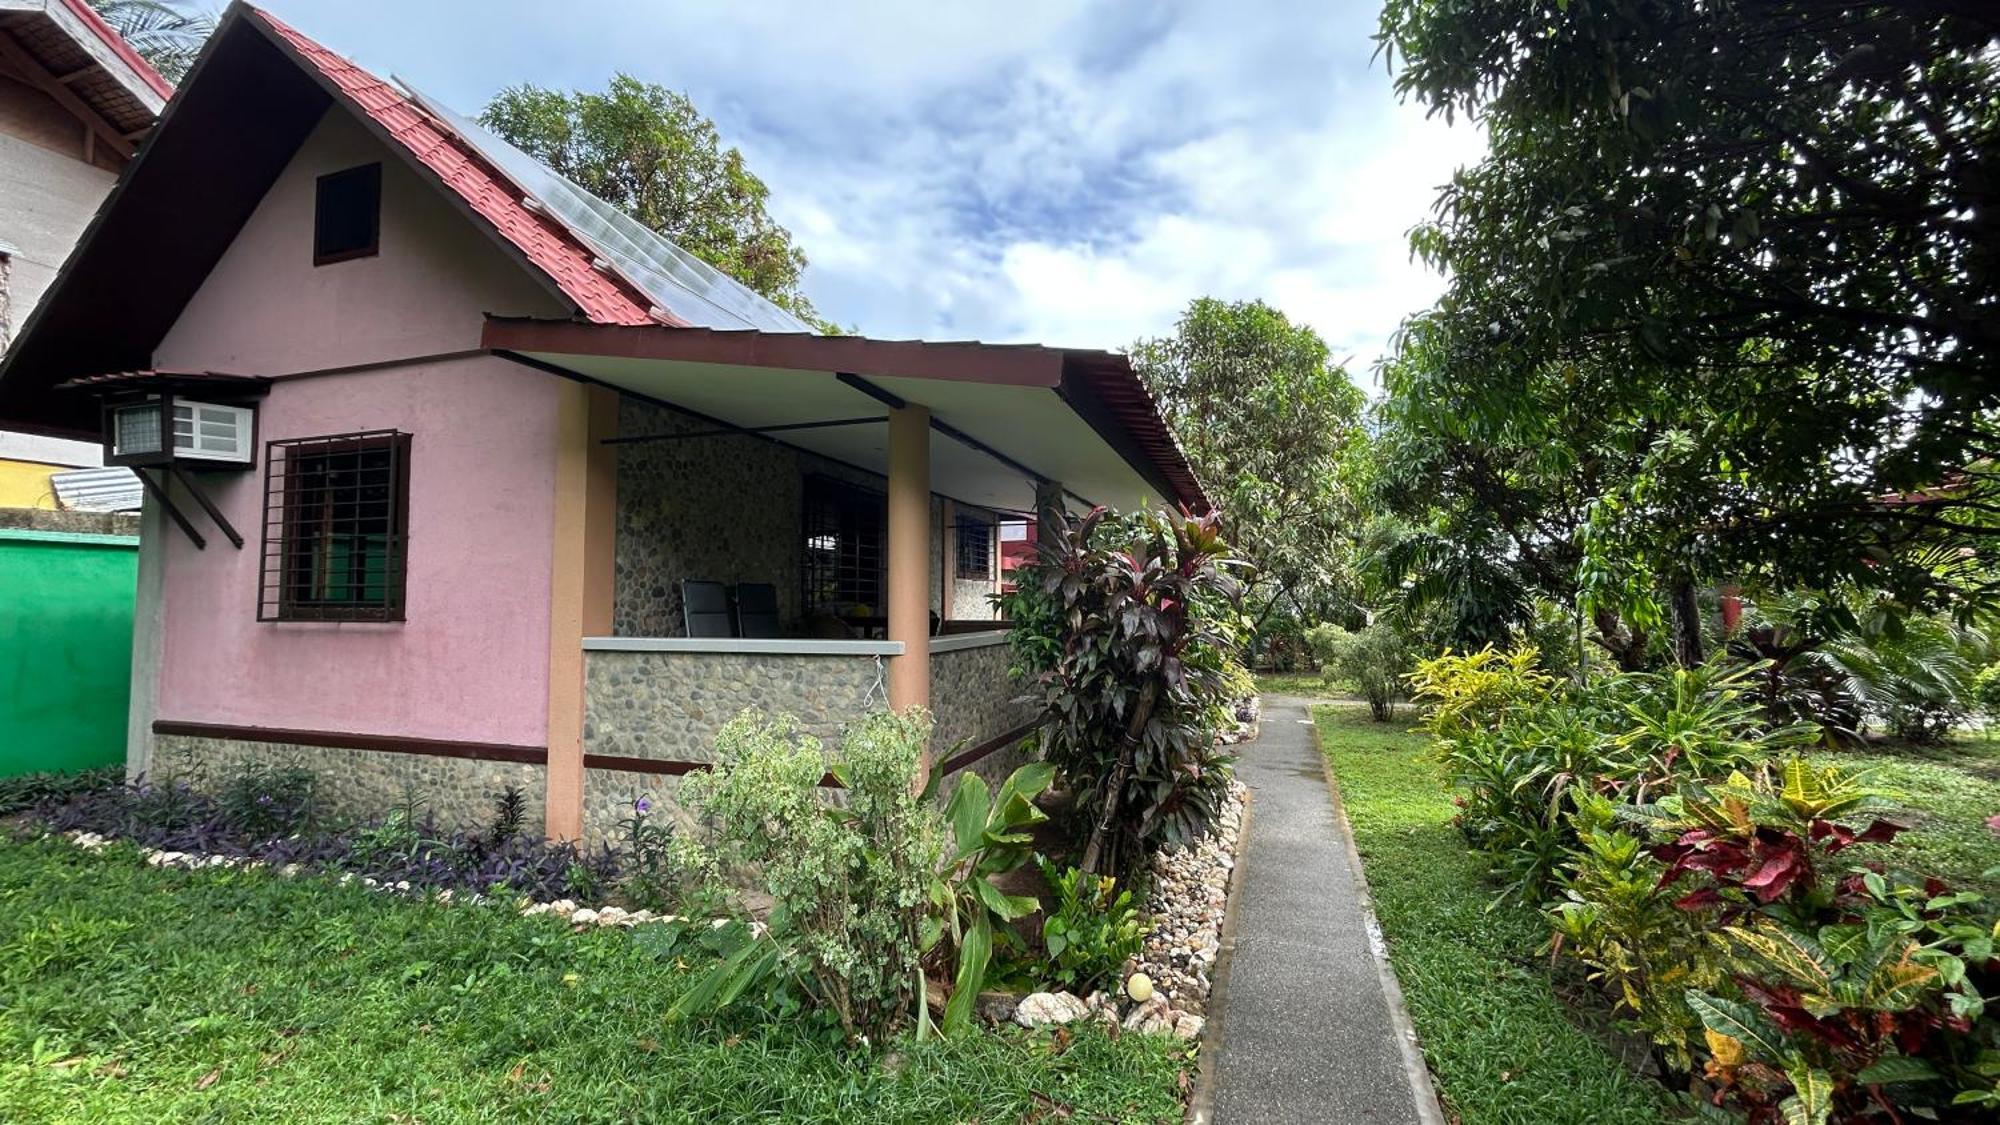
[570, 908, 599, 925]
[1173, 1013, 1206, 1040]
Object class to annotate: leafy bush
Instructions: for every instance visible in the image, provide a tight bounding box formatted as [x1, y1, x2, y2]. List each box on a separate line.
[1408, 644, 1557, 741]
[1306, 619, 1411, 720]
[1978, 663, 2000, 726]
[37, 776, 615, 902]
[617, 796, 714, 914]
[999, 506, 1246, 880]
[215, 764, 319, 840]
[1037, 858, 1144, 993]
[1639, 763, 1999, 1121]
[673, 709, 1052, 1043]
[1420, 652, 1813, 904]
[0, 766, 123, 815]
[928, 761, 1055, 1033]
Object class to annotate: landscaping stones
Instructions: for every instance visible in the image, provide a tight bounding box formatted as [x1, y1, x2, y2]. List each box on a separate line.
[1014, 991, 1091, 1028]
[1135, 779, 1247, 1017]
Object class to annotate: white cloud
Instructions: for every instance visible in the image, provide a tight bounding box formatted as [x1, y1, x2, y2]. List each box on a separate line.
[266, 0, 1486, 375]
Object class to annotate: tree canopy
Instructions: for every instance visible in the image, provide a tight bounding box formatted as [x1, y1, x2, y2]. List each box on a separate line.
[1130, 298, 1368, 633]
[481, 75, 826, 328]
[1374, 0, 1999, 639]
[91, 0, 212, 84]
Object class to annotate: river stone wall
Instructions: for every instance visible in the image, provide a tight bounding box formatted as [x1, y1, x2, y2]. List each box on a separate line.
[930, 638, 1036, 757]
[152, 734, 545, 832]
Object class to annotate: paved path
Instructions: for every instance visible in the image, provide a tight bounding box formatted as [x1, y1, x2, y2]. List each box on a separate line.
[1204, 695, 1439, 1125]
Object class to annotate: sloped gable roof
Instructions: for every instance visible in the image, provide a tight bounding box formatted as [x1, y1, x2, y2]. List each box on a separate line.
[250, 7, 655, 328]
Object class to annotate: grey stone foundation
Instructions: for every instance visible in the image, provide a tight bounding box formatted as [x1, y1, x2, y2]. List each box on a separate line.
[152, 734, 546, 833]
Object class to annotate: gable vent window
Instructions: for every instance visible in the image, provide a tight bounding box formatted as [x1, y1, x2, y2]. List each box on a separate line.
[259, 430, 410, 622]
[955, 518, 992, 579]
[313, 163, 381, 265]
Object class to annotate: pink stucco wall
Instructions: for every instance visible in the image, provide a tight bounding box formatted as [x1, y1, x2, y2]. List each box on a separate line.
[147, 104, 571, 747]
[154, 360, 561, 746]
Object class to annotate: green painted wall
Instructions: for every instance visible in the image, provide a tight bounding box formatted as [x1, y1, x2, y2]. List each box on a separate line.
[1, 529, 137, 778]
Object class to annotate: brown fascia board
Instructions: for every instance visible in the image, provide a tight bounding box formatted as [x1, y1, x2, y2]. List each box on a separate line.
[483, 316, 1210, 512]
[481, 317, 1068, 389]
[0, 7, 326, 436]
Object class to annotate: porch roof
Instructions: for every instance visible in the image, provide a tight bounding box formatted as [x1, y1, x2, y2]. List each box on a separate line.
[484, 317, 1208, 515]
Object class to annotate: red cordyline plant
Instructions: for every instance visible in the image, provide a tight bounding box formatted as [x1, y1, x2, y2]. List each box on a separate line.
[1639, 762, 2000, 1123]
[1014, 506, 1247, 881]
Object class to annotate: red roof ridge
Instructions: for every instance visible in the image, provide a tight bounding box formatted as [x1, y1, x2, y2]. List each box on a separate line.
[245, 6, 656, 327]
[58, 0, 174, 100]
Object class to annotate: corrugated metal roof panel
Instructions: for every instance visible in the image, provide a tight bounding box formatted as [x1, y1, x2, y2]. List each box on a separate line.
[51, 466, 141, 512]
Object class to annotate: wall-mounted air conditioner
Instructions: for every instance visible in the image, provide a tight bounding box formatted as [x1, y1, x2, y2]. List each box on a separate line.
[105, 396, 256, 468]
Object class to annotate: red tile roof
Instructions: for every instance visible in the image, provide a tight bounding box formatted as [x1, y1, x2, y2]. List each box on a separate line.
[248, 7, 658, 327]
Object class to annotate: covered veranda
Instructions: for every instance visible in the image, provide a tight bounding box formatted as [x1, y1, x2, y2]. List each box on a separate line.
[497, 317, 1208, 839]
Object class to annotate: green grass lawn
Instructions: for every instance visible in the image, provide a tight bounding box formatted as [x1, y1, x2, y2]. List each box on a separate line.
[1253, 672, 1345, 699]
[1313, 704, 1670, 1125]
[0, 838, 1184, 1124]
[1817, 743, 2000, 894]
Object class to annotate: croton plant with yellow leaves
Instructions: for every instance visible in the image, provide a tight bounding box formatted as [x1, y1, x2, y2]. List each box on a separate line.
[1558, 760, 2000, 1123]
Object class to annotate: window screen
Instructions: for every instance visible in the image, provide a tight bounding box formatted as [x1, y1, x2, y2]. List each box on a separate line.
[314, 163, 381, 265]
[802, 475, 885, 617]
[955, 518, 992, 579]
[260, 431, 410, 621]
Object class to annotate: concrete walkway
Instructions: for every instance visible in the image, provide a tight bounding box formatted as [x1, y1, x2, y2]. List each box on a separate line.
[1203, 695, 1440, 1125]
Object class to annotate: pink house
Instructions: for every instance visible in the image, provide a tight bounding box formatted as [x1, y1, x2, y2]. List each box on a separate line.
[0, 4, 1205, 841]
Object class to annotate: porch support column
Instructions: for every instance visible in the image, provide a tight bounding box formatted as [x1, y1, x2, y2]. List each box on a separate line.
[887, 403, 932, 716]
[545, 382, 619, 841]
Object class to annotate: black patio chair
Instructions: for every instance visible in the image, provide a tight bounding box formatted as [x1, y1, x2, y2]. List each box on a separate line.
[681, 580, 733, 638]
[735, 583, 781, 638]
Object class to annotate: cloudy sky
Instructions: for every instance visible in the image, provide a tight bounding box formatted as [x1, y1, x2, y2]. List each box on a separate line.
[259, 0, 1484, 379]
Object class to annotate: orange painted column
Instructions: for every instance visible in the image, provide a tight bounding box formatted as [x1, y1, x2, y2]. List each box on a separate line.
[887, 404, 932, 717]
[545, 382, 619, 841]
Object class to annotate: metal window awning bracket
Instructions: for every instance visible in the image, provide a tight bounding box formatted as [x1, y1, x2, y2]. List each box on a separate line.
[136, 466, 245, 550]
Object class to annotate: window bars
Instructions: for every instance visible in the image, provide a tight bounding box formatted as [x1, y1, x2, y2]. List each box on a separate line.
[954, 518, 993, 579]
[258, 430, 410, 622]
[802, 474, 886, 617]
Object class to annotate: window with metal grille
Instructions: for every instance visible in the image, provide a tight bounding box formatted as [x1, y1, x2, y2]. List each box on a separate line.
[955, 517, 992, 579]
[259, 431, 410, 622]
[802, 474, 884, 617]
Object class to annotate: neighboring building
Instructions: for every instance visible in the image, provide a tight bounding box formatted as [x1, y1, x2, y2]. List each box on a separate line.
[0, 0, 170, 349]
[999, 518, 1038, 593]
[0, 428, 101, 508]
[0, 1, 158, 779]
[0, 4, 1202, 841]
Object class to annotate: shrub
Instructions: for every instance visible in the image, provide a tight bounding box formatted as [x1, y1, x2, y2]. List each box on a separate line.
[1639, 763, 2000, 1121]
[999, 506, 1246, 879]
[1037, 858, 1144, 993]
[0, 766, 123, 815]
[1306, 619, 1411, 721]
[1408, 644, 1557, 740]
[673, 708, 1052, 1043]
[215, 764, 319, 841]
[1424, 652, 1810, 904]
[38, 778, 615, 902]
[617, 796, 714, 914]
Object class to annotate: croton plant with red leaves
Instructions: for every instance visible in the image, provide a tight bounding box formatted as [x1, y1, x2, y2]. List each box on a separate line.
[1634, 761, 2000, 1122]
